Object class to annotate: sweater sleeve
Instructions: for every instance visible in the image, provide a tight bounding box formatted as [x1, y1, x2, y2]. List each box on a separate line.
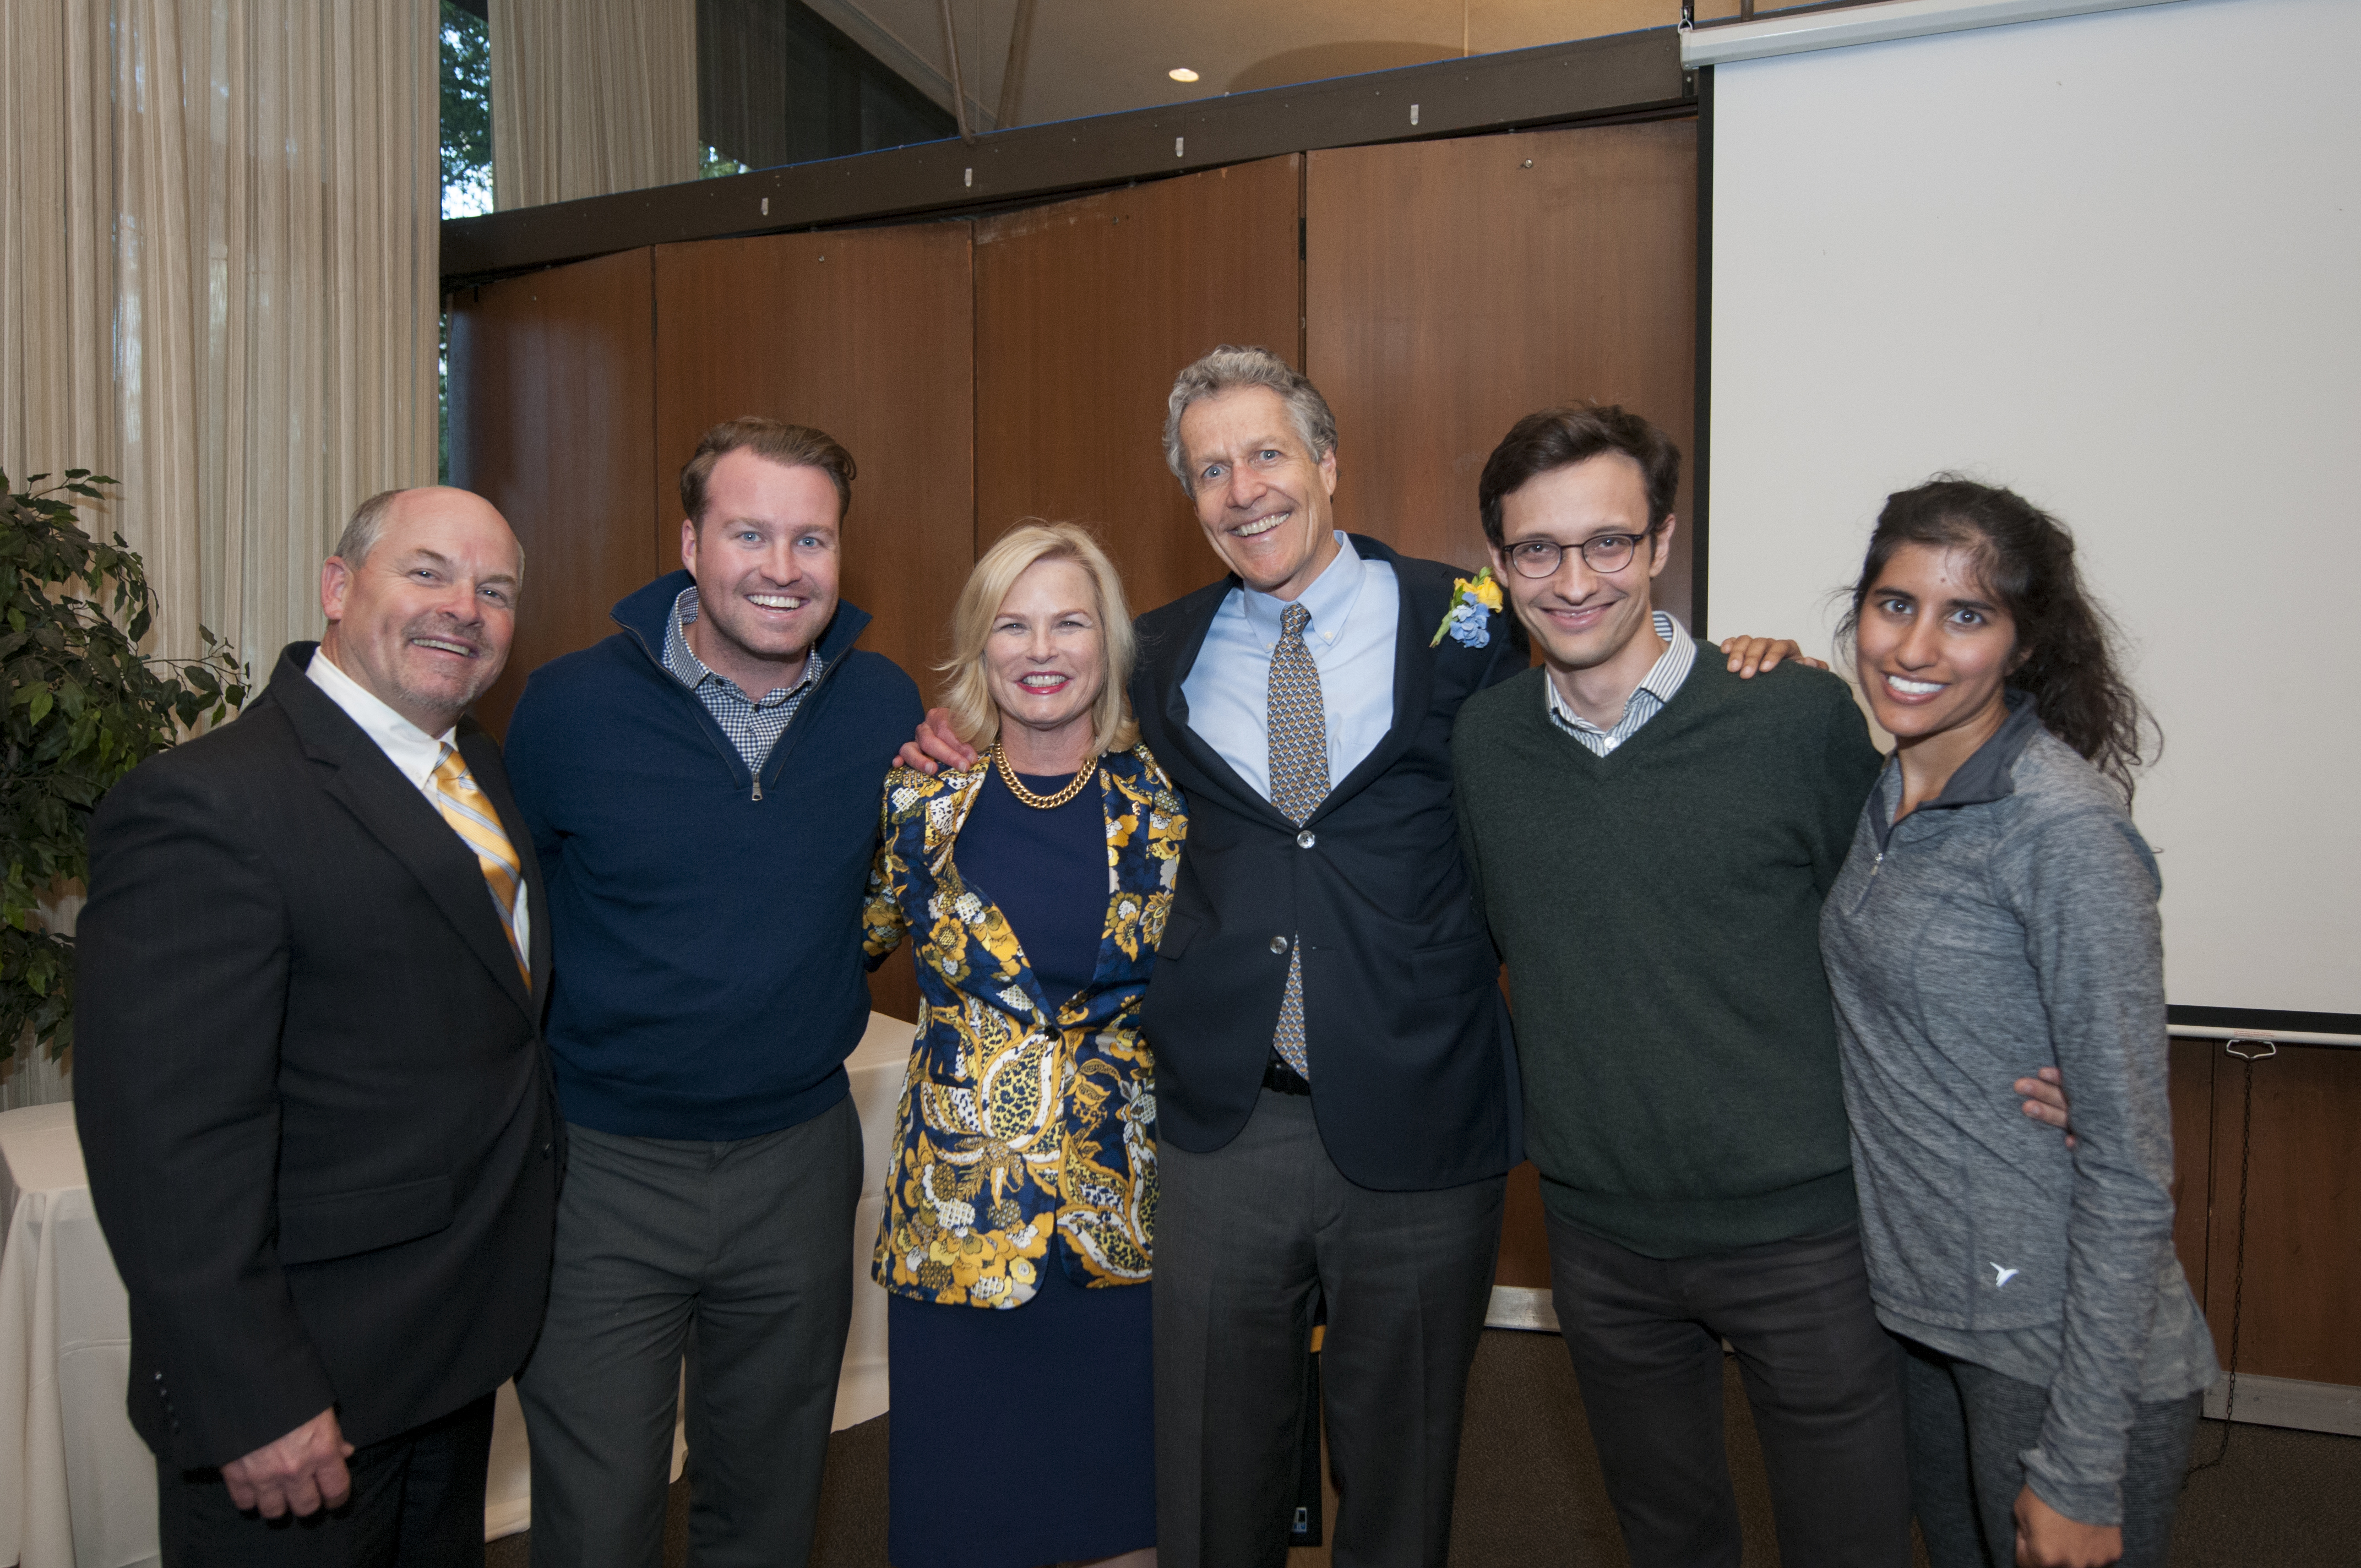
[1808, 678, 1885, 897]
[2001, 805, 2175, 1527]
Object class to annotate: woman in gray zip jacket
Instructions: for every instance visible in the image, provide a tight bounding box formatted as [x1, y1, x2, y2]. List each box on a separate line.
[1819, 479, 2217, 1568]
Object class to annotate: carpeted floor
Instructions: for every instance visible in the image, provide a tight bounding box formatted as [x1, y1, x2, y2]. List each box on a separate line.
[487, 1329, 2361, 1566]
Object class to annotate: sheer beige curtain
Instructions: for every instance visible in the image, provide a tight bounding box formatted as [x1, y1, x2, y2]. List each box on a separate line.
[0, 1, 439, 1108]
[491, 0, 698, 209]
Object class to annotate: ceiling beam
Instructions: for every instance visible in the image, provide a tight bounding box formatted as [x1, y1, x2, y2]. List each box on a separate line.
[442, 28, 1689, 286]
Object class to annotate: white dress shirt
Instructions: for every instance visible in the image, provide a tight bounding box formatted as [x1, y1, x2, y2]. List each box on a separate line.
[1179, 532, 1400, 804]
[308, 648, 530, 955]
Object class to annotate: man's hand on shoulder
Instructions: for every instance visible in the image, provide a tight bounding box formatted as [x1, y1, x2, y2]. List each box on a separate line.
[1718, 635, 1828, 678]
[895, 707, 976, 776]
[220, 1407, 355, 1518]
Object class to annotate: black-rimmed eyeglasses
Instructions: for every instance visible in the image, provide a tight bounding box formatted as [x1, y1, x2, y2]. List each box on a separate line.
[1503, 531, 1653, 579]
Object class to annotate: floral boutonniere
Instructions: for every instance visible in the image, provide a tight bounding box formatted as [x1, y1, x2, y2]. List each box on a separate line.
[1430, 567, 1504, 649]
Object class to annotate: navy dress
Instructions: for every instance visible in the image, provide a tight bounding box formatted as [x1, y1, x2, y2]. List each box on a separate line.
[885, 765, 1157, 1568]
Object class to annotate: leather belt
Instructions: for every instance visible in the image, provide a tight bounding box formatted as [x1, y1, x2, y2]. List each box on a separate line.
[1261, 1054, 1312, 1096]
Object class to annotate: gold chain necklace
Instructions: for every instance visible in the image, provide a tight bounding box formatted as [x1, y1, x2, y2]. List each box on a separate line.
[992, 741, 1097, 810]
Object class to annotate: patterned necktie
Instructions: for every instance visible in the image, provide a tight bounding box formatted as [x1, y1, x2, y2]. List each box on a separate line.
[1266, 603, 1328, 1078]
[431, 744, 529, 985]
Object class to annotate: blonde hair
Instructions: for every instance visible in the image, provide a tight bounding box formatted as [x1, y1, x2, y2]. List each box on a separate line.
[938, 522, 1139, 759]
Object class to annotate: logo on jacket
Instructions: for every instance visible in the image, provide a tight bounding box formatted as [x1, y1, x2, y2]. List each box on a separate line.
[1989, 1263, 2021, 1288]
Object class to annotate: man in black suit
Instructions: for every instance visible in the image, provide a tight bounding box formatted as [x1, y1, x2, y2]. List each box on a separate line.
[76, 485, 557, 1566]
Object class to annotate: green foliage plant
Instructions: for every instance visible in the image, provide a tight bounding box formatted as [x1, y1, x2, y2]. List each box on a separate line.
[2, 471, 247, 1060]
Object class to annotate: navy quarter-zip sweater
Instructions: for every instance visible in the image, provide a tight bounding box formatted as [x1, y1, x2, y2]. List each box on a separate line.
[504, 571, 923, 1140]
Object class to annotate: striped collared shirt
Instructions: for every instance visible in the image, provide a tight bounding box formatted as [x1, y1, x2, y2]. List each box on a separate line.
[1545, 610, 1695, 756]
[662, 586, 823, 772]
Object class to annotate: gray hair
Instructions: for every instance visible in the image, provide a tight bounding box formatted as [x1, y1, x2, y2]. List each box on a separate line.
[333, 489, 405, 568]
[1161, 345, 1339, 496]
[331, 487, 525, 586]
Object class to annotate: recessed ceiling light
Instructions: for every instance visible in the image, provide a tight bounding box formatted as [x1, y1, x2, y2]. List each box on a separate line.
[1168, 67, 1200, 83]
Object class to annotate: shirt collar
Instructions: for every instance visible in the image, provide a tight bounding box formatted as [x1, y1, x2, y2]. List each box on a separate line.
[1544, 610, 1692, 733]
[1237, 532, 1368, 650]
[665, 585, 816, 705]
[304, 645, 456, 787]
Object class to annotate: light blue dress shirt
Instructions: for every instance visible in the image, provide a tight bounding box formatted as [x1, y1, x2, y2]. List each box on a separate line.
[1179, 532, 1400, 804]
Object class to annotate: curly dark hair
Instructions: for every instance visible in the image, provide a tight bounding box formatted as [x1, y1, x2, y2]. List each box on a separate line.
[1837, 476, 2158, 802]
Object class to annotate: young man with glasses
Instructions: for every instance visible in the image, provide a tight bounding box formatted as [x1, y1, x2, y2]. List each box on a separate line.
[1448, 403, 1912, 1567]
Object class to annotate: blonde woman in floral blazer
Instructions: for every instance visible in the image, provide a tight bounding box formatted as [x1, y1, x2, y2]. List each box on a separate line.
[861, 522, 1182, 1568]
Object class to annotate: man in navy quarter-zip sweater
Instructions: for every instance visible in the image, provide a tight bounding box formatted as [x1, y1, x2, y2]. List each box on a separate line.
[503, 419, 921, 1568]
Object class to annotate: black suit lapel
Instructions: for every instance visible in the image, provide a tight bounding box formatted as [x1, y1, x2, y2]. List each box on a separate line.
[271, 650, 538, 1020]
[1307, 537, 1441, 824]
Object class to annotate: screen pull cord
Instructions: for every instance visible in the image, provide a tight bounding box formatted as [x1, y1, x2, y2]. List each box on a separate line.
[2186, 1036, 2272, 1476]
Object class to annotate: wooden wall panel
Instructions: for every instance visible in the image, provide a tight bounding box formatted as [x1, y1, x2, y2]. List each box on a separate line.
[2169, 1037, 2213, 1303]
[652, 222, 974, 1023]
[651, 221, 975, 696]
[974, 156, 1303, 621]
[447, 248, 660, 736]
[2200, 1045, 2361, 1385]
[1305, 121, 1699, 625]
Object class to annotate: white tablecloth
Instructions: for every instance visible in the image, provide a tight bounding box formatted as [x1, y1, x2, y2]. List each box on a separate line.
[0, 1011, 917, 1565]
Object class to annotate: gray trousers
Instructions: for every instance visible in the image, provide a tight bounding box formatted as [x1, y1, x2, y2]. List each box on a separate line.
[1900, 1338, 2201, 1568]
[1546, 1213, 1914, 1568]
[516, 1097, 862, 1568]
[1153, 1088, 1506, 1568]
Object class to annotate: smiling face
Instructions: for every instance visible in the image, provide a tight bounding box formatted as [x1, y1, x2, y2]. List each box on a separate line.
[1488, 451, 1673, 677]
[318, 487, 521, 733]
[983, 556, 1107, 768]
[679, 449, 842, 694]
[1177, 385, 1340, 602]
[1855, 540, 2019, 747]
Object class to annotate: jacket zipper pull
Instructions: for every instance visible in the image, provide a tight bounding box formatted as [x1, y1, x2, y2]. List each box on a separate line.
[751, 778, 764, 802]
[1852, 849, 1885, 914]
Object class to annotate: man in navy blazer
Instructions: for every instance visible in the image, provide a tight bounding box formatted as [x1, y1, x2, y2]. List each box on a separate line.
[1129, 350, 1523, 1567]
[77, 487, 557, 1565]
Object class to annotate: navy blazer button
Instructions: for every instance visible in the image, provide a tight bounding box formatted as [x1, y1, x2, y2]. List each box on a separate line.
[1296, 830, 1316, 848]
[1269, 935, 1288, 954]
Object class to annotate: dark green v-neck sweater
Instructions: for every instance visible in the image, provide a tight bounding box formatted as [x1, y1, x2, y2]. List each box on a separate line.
[1452, 651, 1884, 1257]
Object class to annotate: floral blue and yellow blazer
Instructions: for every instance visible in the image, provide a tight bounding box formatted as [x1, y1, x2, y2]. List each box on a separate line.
[861, 743, 1185, 1308]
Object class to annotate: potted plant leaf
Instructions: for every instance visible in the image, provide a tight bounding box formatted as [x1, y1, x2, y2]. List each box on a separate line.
[2, 470, 247, 1060]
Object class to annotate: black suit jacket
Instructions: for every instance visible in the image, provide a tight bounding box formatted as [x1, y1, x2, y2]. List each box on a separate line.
[75, 645, 559, 1467]
[1133, 536, 1524, 1191]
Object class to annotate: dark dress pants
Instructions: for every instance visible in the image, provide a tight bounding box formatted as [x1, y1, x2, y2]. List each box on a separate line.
[156, 1391, 496, 1568]
[1546, 1213, 1913, 1568]
[516, 1097, 862, 1568]
[1154, 1087, 1506, 1568]
[1901, 1337, 2201, 1568]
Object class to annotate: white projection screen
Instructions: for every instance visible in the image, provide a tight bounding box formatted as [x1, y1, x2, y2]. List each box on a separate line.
[1703, 0, 2359, 1039]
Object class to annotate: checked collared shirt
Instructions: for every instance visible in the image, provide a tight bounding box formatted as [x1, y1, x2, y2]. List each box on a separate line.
[1544, 610, 1695, 756]
[661, 586, 823, 772]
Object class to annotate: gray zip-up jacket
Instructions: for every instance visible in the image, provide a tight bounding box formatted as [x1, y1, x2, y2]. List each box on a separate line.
[1821, 697, 2215, 1525]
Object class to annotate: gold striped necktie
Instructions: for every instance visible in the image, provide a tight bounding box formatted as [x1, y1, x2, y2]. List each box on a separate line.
[1266, 602, 1328, 1079]
[431, 744, 529, 985]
